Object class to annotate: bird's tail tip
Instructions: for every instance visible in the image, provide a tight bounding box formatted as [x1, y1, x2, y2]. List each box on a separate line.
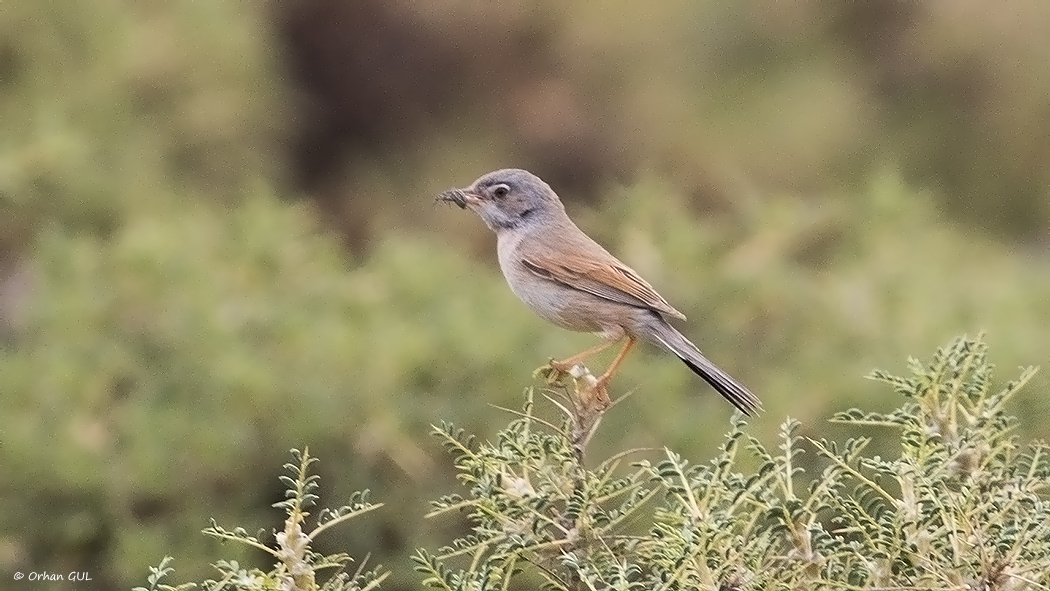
[678, 354, 762, 416]
[648, 320, 762, 416]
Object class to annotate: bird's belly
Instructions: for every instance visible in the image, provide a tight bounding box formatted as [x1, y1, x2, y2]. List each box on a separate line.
[497, 228, 617, 334]
[502, 267, 603, 333]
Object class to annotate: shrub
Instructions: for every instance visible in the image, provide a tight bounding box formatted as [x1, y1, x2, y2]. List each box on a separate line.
[135, 448, 388, 591]
[138, 335, 1047, 590]
[416, 335, 1048, 589]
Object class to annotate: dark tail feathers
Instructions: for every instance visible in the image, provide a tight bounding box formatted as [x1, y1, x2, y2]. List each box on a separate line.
[646, 319, 762, 416]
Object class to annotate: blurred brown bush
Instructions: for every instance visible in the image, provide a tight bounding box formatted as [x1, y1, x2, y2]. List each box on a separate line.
[275, 0, 1050, 245]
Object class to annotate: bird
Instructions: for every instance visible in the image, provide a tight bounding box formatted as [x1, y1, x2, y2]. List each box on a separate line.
[437, 168, 761, 416]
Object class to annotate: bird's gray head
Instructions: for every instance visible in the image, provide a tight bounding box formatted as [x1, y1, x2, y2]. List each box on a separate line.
[437, 168, 564, 233]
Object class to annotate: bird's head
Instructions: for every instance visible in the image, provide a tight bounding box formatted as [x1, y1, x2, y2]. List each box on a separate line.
[437, 168, 564, 232]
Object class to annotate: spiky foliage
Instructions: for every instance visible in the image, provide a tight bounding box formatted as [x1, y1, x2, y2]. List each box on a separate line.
[134, 448, 388, 591]
[419, 336, 1048, 589]
[415, 386, 658, 590]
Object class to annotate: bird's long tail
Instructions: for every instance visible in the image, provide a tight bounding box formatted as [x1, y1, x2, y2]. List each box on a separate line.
[645, 318, 762, 416]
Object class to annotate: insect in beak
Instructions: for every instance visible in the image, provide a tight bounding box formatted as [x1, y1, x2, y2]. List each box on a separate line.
[435, 188, 480, 209]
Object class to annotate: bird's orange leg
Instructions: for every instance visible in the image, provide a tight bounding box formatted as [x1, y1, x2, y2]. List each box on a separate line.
[595, 336, 637, 389]
[550, 338, 621, 372]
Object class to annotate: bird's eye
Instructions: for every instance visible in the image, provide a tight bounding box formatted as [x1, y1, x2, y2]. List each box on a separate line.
[492, 184, 510, 198]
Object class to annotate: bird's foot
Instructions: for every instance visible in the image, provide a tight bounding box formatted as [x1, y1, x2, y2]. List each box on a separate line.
[577, 385, 611, 420]
[587, 376, 613, 409]
[535, 359, 579, 385]
[534, 362, 612, 461]
[565, 369, 610, 461]
[536, 362, 610, 409]
[548, 358, 578, 373]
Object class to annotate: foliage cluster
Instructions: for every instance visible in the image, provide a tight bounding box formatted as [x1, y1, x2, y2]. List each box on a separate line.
[136, 449, 387, 591]
[416, 335, 1049, 589]
[142, 336, 1049, 590]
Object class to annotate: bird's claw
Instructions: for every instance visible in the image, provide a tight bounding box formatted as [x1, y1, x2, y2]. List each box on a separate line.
[580, 376, 612, 410]
[534, 360, 571, 385]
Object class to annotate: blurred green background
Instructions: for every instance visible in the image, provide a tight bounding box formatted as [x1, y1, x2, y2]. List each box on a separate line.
[1, 1, 1048, 589]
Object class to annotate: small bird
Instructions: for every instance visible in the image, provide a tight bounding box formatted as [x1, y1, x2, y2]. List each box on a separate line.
[437, 169, 761, 416]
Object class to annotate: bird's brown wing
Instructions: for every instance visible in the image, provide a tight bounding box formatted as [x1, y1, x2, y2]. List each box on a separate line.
[521, 254, 687, 320]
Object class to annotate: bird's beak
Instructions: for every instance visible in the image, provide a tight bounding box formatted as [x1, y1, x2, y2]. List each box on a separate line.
[436, 187, 481, 209]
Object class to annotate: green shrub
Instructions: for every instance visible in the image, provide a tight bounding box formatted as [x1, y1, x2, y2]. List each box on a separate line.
[417, 335, 1048, 589]
[135, 448, 388, 591]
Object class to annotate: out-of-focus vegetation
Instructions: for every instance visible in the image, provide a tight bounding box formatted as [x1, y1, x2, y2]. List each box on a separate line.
[1, 1, 1048, 590]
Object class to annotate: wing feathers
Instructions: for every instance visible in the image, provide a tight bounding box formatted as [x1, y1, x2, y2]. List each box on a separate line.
[521, 255, 686, 320]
